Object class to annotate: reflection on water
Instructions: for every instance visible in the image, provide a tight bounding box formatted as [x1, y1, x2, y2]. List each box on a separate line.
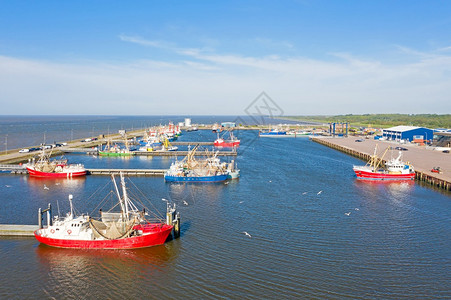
[166, 181, 227, 205]
[354, 179, 415, 193]
[35, 242, 181, 299]
[26, 176, 87, 189]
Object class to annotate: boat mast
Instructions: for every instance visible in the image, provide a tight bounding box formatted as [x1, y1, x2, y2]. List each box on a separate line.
[120, 173, 130, 220]
[112, 174, 127, 221]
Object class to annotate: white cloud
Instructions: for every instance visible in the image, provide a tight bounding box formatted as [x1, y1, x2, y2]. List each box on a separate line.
[1, 40, 451, 115]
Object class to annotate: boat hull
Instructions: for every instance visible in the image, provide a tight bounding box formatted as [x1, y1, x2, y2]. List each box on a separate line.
[353, 169, 415, 181]
[164, 174, 228, 182]
[34, 225, 173, 249]
[214, 140, 240, 147]
[259, 132, 294, 137]
[26, 167, 87, 178]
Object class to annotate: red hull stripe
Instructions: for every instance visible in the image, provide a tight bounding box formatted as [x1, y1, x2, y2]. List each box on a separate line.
[27, 168, 87, 178]
[34, 225, 173, 249]
[354, 170, 415, 180]
[214, 141, 240, 147]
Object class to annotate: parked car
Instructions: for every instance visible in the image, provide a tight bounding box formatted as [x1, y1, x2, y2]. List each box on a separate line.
[431, 167, 442, 173]
[355, 139, 364, 142]
[29, 147, 40, 152]
[19, 148, 29, 153]
[443, 150, 450, 153]
[395, 147, 408, 151]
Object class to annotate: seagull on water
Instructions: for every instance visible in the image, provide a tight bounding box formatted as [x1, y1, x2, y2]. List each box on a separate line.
[43, 185, 49, 190]
[224, 182, 229, 185]
[242, 231, 252, 238]
[183, 200, 189, 206]
[355, 208, 359, 211]
[317, 190, 322, 195]
[239, 201, 244, 204]
[162, 198, 168, 202]
[345, 212, 351, 216]
[302, 192, 308, 195]
[5, 185, 11, 188]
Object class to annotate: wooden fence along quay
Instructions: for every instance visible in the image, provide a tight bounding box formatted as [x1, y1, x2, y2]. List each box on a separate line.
[311, 137, 451, 192]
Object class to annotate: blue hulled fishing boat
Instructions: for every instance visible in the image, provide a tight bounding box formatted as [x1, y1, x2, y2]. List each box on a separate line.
[164, 146, 239, 183]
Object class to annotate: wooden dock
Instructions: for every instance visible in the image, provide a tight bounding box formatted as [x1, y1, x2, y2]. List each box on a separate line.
[0, 224, 38, 236]
[312, 137, 451, 192]
[87, 168, 166, 176]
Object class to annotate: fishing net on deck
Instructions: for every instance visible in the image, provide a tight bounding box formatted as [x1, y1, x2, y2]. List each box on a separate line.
[89, 218, 137, 240]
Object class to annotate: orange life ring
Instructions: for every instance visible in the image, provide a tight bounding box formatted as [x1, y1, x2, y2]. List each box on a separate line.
[50, 229, 55, 234]
[67, 229, 72, 235]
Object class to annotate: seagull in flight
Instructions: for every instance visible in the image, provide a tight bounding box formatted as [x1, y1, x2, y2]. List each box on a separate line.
[183, 200, 189, 206]
[43, 185, 49, 190]
[345, 212, 351, 216]
[224, 181, 229, 185]
[317, 190, 322, 195]
[242, 231, 252, 238]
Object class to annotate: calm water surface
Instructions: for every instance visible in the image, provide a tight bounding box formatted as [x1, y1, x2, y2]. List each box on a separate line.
[0, 117, 450, 299]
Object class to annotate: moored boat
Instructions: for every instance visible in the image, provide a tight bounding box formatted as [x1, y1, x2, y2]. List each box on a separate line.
[353, 146, 415, 180]
[259, 129, 287, 137]
[164, 146, 238, 182]
[214, 131, 240, 147]
[34, 173, 180, 249]
[99, 139, 135, 157]
[26, 149, 86, 178]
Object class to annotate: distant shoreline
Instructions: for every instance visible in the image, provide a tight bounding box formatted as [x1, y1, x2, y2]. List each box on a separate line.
[281, 114, 451, 128]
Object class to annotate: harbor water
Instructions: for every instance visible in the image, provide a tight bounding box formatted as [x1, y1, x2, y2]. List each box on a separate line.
[0, 116, 450, 299]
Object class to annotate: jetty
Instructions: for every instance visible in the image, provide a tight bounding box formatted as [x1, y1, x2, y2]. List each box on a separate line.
[312, 136, 451, 191]
[87, 168, 165, 176]
[0, 224, 38, 236]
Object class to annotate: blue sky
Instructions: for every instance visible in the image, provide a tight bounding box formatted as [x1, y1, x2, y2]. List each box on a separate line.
[1, 0, 451, 115]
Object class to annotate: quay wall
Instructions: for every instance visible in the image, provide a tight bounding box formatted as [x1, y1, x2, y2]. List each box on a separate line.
[312, 137, 451, 192]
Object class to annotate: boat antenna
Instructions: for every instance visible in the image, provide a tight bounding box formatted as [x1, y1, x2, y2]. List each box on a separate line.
[69, 194, 74, 217]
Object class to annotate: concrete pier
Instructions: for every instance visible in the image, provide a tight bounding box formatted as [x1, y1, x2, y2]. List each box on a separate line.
[0, 225, 39, 236]
[87, 168, 166, 176]
[133, 150, 237, 156]
[312, 136, 451, 192]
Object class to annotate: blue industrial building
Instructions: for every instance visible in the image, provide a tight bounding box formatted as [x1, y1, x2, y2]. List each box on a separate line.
[382, 126, 434, 143]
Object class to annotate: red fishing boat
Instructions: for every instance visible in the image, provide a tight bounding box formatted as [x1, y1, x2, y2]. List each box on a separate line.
[34, 173, 180, 249]
[353, 146, 415, 181]
[26, 149, 87, 178]
[214, 130, 240, 147]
